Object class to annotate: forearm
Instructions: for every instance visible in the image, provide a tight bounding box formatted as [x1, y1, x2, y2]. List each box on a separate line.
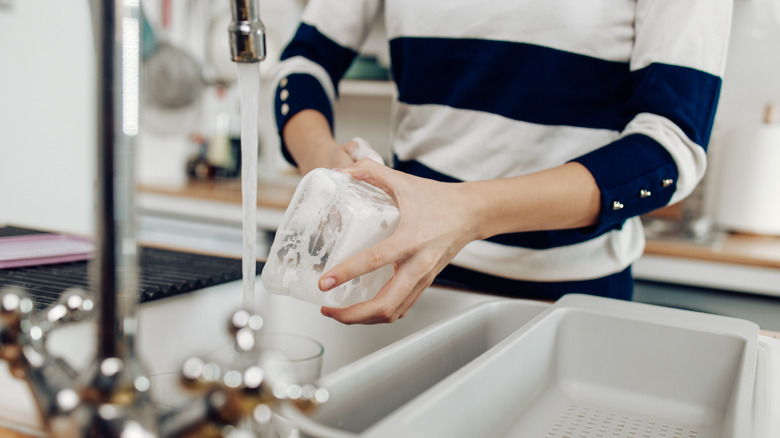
[282, 110, 353, 174]
[462, 162, 601, 241]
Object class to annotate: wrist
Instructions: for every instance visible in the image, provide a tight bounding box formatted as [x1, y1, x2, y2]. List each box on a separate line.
[295, 139, 342, 174]
[454, 181, 497, 242]
[282, 110, 347, 174]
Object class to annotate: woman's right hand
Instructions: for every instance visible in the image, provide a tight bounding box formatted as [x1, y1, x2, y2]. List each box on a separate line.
[282, 109, 363, 174]
[295, 138, 357, 175]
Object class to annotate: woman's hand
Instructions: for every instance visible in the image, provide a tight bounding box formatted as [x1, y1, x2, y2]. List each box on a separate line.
[317, 159, 483, 324]
[314, 158, 602, 325]
[283, 110, 384, 174]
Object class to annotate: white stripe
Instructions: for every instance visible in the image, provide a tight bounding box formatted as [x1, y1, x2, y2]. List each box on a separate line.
[271, 56, 337, 103]
[392, 103, 619, 181]
[452, 217, 645, 282]
[301, 0, 383, 52]
[385, 0, 636, 63]
[632, 0, 732, 75]
[621, 113, 708, 203]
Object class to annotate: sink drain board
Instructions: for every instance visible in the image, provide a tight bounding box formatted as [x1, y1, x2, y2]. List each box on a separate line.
[500, 387, 716, 438]
[0, 226, 261, 309]
[545, 403, 702, 438]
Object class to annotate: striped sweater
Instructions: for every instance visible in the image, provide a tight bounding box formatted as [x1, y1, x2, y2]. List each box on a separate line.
[272, 0, 732, 297]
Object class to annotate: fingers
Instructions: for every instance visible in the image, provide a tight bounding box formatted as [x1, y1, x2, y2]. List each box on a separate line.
[341, 139, 361, 159]
[339, 159, 400, 199]
[318, 236, 407, 293]
[348, 137, 385, 164]
[321, 263, 431, 324]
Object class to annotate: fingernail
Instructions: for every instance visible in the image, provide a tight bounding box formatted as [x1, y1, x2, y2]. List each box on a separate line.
[320, 277, 336, 291]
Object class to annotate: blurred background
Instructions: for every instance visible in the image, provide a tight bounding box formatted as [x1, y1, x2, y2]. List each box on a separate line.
[1, 0, 779, 328]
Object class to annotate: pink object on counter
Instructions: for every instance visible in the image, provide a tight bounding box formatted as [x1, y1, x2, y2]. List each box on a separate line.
[0, 234, 94, 269]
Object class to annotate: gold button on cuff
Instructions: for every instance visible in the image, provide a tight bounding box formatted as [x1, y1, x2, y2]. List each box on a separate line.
[280, 77, 288, 87]
[662, 178, 674, 187]
[639, 189, 652, 198]
[280, 89, 289, 101]
[612, 201, 624, 210]
[281, 103, 289, 116]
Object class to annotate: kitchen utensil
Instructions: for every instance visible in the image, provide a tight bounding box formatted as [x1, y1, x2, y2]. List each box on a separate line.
[142, 0, 204, 110]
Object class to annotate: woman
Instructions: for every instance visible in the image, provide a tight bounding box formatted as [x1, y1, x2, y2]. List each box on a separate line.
[270, 0, 733, 324]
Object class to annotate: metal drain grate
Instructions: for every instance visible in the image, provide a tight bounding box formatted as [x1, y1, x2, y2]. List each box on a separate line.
[0, 226, 261, 309]
[546, 403, 700, 438]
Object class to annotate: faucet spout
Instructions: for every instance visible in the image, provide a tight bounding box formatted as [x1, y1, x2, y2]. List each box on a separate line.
[229, 0, 266, 63]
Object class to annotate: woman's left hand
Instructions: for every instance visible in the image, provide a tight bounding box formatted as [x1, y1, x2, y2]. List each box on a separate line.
[317, 159, 482, 324]
[316, 157, 602, 324]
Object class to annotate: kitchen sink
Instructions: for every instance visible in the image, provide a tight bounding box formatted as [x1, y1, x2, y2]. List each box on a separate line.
[289, 299, 549, 436]
[1, 285, 776, 438]
[326, 295, 769, 438]
[0, 281, 523, 434]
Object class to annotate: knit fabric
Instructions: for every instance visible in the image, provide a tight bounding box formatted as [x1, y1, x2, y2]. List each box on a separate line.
[271, 0, 732, 293]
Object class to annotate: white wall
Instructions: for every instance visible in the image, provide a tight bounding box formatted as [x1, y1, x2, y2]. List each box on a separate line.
[2, 0, 779, 237]
[0, 1, 95, 235]
[0, 0, 303, 236]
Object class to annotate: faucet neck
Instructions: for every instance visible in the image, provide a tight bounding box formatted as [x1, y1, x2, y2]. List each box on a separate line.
[229, 0, 266, 63]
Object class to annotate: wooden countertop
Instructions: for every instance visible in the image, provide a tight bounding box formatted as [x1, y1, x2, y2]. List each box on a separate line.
[644, 232, 780, 270]
[0, 429, 31, 438]
[139, 179, 298, 211]
[139, 180, 780, 271]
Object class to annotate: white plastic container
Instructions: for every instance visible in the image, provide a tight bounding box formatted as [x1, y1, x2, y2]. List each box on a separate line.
[261, 168, 400, 308]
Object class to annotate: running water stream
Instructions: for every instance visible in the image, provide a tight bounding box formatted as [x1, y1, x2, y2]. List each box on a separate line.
[237, 63, 260, 311]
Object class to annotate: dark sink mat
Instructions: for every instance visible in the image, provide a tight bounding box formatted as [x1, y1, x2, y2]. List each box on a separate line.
[0, 226, 262, 310]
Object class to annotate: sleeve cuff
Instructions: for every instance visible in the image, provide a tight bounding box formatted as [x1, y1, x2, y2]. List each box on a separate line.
[274, 73, 335, 166]
[572, 133, 679, 233]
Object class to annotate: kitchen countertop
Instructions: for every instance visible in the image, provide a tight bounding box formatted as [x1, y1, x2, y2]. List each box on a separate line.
[1, 214, 778, 437]
[139, 179, 298, 211]
[644, 229, 780, 269]
[138, 180, 780, 271]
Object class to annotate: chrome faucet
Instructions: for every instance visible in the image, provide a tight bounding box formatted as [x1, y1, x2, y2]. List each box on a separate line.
[229, 0, 266, 63]
[0, 1, 323, 436]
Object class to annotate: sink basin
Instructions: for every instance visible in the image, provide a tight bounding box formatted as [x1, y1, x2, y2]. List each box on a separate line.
[356, 295, 761, 438]
[2, 286, 774, 438]
[0, 281, 506, 434]
[290, 299, 549, 436]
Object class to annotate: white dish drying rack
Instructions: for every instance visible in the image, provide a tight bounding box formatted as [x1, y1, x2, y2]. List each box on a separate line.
[290, 294, 778, 438]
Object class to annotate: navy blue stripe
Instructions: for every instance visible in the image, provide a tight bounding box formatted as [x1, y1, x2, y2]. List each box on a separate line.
[627, 63, 722, 148]
[390, 37, 631, 130]
[434, 264, 633, 301]
[390, 37, 721, 146]
[275, 74, 334, 166]
[573, 133, 678, 233]
[393, 156, 622, 249]
[281, 23, 358, 93]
